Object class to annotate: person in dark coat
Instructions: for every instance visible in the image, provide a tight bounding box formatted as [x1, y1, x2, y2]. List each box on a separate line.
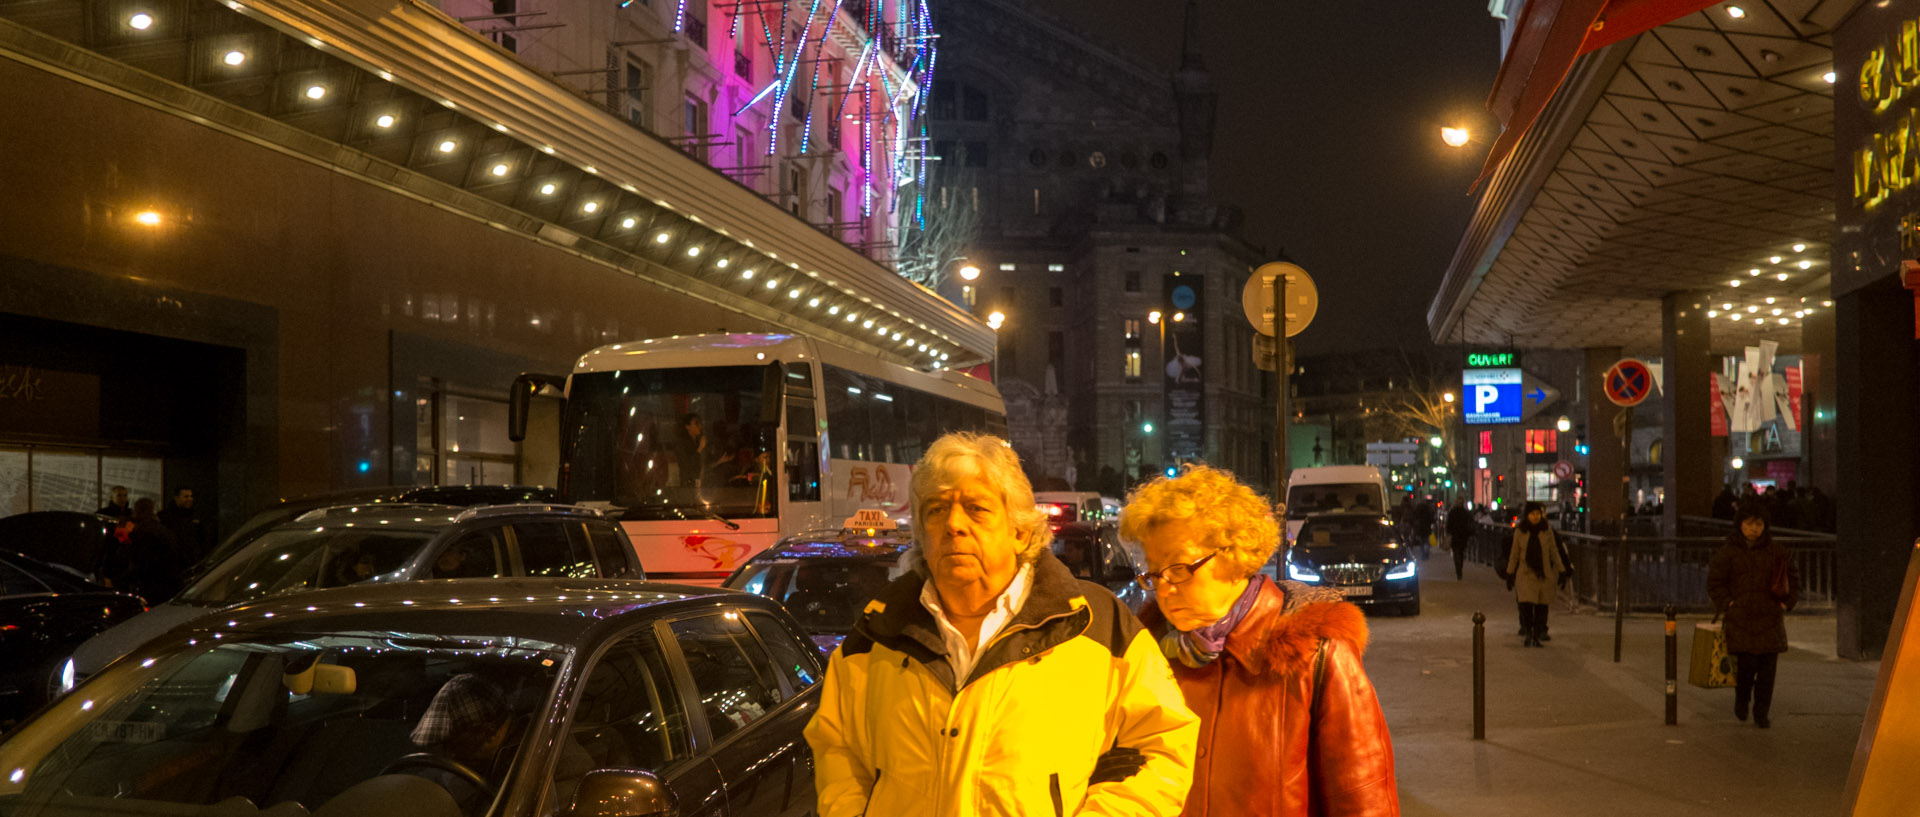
[158, 487, 211, 571]
[1710, 485, 1736, 521]
[95, 485, 132, 522]
[125, 498, 182, 604]
[1505, 502, 1566, 648]
[1446, 501, 1476, 581]
[1707, 502, 1799, 728]
[1410, 498, 1436, 561]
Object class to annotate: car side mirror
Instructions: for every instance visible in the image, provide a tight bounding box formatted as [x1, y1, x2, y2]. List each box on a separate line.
[570, 769, 679, 817]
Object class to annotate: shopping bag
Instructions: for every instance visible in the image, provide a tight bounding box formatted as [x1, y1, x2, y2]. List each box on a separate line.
[1688, 621, 1735, 689]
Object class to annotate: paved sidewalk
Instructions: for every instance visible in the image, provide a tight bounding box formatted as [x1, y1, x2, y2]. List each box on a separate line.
[1358, 558, 1878, 816]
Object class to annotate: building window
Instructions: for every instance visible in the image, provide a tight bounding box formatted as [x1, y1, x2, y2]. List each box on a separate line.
[1525, 428, 1557, 454]
[683, 95, 708, 160]
[826, 187, 842, 227]
[931, 80, 956, 119]
[964, 141, 989, 168]
[625, 61, 650, 129]
[1048, 331, 1065, 379]
[1124, 319, 1141, 340]
[1525, 465, 1555, 501]
[734, 49, 751, 80]
[1047, 263, 1065, 272]
[683, 2, 708, 49]
[1125, 270, 1141, 292]
[1125, 349, 1143, 381]
[999, 263, 1016, 271]
[787, 165, 808, 218]
[1479, 431, 1493, 455]
[1048, 287, 1063, 307]
[962, 85, 988, 121]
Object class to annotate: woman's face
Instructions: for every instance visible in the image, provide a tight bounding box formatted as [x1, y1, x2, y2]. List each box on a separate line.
[1526, 509, 1545, 525]
[1740, 517, 1766, 541]
[1141, 519, 1248, 632]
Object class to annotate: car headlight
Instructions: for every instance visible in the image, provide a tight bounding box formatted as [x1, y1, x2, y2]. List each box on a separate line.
[58, 658, 76, 694]
[1384, 561, 1417, 580]
[1287, 562, 1321, 582]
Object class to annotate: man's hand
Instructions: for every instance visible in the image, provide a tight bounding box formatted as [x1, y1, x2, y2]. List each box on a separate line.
[1505, 576, 1516, 592]
[1088, 746, 1147, 785]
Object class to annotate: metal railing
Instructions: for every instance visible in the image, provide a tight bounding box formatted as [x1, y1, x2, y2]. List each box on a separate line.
[1462, 524, 1835, 614]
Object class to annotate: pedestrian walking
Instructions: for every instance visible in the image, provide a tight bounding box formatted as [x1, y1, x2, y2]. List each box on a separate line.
[1124, 466, 1398, 816]
[1446, 500, 1476, 580]
[1505, 502, 1566, 648]
[1411, 498, 1436, 561]
[805, 432, 1198, 816]
[1707, 502, 1799, 728]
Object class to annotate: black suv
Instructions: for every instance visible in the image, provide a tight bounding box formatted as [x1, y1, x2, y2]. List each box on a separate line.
[72, 503, 641, 675]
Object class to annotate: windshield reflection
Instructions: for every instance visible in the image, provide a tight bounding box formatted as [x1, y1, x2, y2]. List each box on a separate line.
[564, 366, 779, 520]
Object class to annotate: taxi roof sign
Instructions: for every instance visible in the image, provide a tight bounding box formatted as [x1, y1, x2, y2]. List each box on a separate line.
[841, 509, 899, 532]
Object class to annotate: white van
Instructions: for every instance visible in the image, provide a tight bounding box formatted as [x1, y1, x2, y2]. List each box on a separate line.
[1283, 466, 1390, 546]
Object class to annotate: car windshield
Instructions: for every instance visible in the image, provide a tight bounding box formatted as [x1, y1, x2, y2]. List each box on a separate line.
[564, 366, 780, 521]
[174, 528, 435, 607]
[1286, 483, 1386, 518]
[1297, 517, 1398, 548]
[0, 631, 563, 817]
[730, 560, 894, 634]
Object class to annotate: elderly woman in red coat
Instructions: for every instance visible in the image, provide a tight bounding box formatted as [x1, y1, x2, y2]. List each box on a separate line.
[1123, 466, 1399, 816]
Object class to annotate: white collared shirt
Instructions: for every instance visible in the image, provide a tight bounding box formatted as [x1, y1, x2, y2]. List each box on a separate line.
[919, 563, 1035, 683]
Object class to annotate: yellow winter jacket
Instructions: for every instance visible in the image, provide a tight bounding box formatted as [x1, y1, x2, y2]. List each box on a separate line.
[804, 551, 1199, 817]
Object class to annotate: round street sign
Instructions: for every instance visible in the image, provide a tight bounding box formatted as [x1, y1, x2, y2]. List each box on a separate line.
[1553, 460, 1573, 481]
[1603, 359, 1654, 407]
[1242, 262, 1318, 338]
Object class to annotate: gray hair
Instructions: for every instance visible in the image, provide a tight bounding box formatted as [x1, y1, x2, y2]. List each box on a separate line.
[905, 433, 1052, 573]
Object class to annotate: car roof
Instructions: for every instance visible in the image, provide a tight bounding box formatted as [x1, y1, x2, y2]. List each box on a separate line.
[754, 531, 914, 561]
[264, 503, 464, 533]
[199, 578, 759, 646]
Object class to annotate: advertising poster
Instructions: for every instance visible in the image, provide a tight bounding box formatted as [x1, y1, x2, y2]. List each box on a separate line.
[1163, 275, 1205, 462]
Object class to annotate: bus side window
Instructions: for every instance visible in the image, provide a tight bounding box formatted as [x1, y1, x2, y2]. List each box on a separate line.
[787, 440, 821, 502]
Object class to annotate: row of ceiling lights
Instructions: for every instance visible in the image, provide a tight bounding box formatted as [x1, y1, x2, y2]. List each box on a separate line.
[1726, 243, 1818, 290]
[116, 6, 967, 369]
[1720, 5, 1839, 83]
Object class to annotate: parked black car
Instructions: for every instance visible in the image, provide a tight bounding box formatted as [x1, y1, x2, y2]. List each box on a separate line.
[0, 550, 145, 723]
[1284, 513, 1421, 615]
[0, 512, 121, 582]
[0, 578, 819, 817]
[72, 502, 640, 676]
[1049, 522, 1151, 614]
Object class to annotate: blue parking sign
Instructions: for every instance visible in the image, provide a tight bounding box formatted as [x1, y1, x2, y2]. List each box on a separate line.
[1463, 368, 1522, 424]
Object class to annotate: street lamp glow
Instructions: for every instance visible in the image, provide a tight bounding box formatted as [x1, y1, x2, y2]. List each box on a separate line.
[1440, 127, 1470, 147]
[959, 265, 980, 281]
[987, 311, 1006, 329]
[1429, 436, 1443, 448]
[134, 210, 162, 226]
[1556, 415, 1572, 433]
[1731, 456, 1745, 469]
[1142, 422, 1154, 434]
[1172, 311, 1186, 322]
[1443, 391, 1455, 403]
[1148, 310, 1162, 324]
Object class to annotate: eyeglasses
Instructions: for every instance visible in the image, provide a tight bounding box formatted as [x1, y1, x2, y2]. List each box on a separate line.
[1136, 551, 1217, 590]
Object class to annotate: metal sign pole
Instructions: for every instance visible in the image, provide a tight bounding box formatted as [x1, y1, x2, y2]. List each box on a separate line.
[1275, 272, 1289, 503]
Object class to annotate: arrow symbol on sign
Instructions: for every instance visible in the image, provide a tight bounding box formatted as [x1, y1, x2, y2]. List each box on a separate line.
[1526, 389, 1545, 403]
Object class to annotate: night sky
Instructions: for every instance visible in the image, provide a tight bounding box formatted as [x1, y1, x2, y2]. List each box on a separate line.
[1020, 0, 1503, 356]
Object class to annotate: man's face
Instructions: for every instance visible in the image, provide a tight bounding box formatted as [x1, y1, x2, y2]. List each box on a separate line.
[111, 487, 128, 505]
[175, 489, 194, 509]
[685, 417, 702, 437]
[919, 461, 1024, 594]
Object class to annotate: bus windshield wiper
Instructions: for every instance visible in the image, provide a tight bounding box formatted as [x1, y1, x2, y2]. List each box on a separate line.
[699, 507, 741, 531]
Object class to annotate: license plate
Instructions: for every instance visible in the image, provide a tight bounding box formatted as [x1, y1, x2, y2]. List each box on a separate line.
[1338, 585, 1373, 597]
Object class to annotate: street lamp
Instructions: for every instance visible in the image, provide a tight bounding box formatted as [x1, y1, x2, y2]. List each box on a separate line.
[1148, 310, 1162, 324]
[1429, 435, 1443, 448]
[958, 264, 981, 281]
[1556, 415, 1572, 433]
[1731, 456, 1745, 470]
[1443, 391, 1455, 403]
[1441, 126, 1470, 147]
[986, 311, 1005, 330]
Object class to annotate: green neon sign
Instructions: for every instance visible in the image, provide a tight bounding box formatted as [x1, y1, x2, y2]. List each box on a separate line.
[1466, 351, 1518, 369]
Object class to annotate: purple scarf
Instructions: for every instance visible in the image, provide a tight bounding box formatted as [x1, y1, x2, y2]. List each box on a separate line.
[1160, 574, 1268, 668]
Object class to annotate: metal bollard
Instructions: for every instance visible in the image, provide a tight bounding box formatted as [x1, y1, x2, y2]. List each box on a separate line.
[1613, 534, 1627, 663]
[1664, 604, 1677, 726]
[1472, 611, 1486, 741]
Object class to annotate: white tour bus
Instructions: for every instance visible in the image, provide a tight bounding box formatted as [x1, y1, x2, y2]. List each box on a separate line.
[513, 333, 1006, 583]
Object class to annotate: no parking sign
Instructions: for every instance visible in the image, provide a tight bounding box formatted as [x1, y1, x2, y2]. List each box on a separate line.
[1604, 359, 1654, 408]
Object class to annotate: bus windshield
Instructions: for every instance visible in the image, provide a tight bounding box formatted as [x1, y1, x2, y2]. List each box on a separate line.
[564, 366, 780, 521]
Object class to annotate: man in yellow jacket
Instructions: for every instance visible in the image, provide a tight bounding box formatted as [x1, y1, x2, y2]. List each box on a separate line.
[805, 432, 1199, 816]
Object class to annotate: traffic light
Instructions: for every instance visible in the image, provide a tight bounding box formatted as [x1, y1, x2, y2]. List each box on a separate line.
[1142, 421, 1154, 434]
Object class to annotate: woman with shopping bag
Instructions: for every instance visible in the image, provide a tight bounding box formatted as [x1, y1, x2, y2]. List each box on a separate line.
[1707, 502, 1799, 728]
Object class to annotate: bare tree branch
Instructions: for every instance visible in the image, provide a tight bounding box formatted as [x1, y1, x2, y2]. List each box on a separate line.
[893, 154, 981, 289]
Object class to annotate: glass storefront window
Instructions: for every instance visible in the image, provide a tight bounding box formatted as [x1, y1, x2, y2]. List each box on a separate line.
[0, 448, 165, 514]
[0, 449, 26, 516]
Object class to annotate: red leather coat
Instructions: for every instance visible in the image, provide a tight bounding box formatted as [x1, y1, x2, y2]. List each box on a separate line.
[1143, 580, 1399, 817]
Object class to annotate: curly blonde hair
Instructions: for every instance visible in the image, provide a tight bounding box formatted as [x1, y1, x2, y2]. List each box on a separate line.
[1119, 466, 1279, 580]
[908, 432, 1053, 565]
